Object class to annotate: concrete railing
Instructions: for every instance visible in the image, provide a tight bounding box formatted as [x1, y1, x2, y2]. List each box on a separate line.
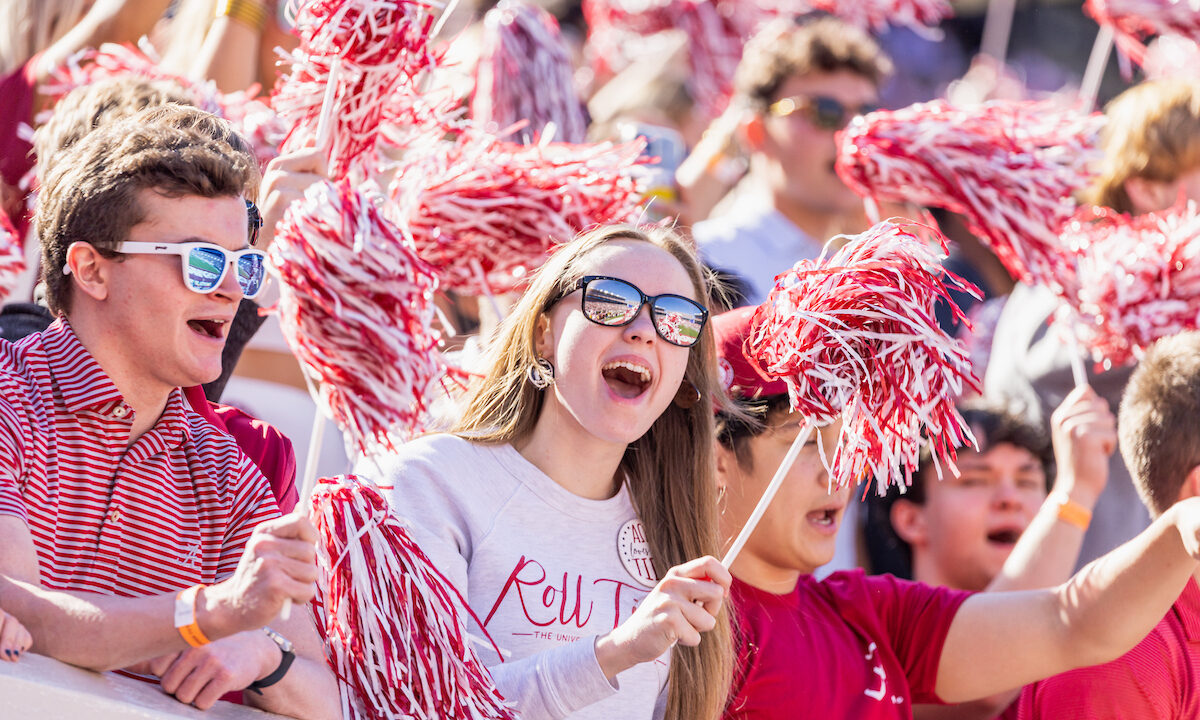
[0, 652, 288, 718]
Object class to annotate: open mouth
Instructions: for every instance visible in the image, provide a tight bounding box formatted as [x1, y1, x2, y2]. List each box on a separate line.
[601, 360, 652, 399]
[986, 529, 1022, 545]
[807, 507, 840, 528]
[187, 318, 228, 340]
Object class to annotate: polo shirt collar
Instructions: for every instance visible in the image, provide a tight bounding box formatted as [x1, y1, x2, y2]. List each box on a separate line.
[41, 317, 126, 414]
[41, 318, 193, 447]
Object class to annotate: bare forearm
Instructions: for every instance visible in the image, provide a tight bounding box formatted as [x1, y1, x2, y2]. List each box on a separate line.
[195, 18, 262, 93]
[987, 486, 1099, 593]
[0, 577, 185, 670]
[245, 656, 341, 720]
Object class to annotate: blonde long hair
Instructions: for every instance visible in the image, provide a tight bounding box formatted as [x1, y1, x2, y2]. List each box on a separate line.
[453, 224, 735, 720]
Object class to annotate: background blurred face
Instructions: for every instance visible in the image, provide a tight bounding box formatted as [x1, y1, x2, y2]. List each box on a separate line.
[896, 443, 1047, 592]
[759, 70, 878, 216]
[719, 412, 849, 589]
[536, 241, 697, 448]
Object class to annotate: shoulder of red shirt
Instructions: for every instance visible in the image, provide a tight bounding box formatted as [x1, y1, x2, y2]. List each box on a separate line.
[181, 385, 297, 514]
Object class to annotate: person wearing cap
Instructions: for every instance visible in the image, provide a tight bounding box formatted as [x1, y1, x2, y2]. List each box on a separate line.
[0, 106, 337, 718]
[710, 306, 1200, 719]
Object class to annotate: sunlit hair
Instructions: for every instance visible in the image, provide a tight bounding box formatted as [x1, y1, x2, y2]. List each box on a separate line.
[453, 224, 736, 720]
[0, 0, 88, 75]
[1087, 79, 1200, 213]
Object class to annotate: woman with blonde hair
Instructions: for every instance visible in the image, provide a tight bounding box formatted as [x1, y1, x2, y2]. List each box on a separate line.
[363, 224, 735, 719]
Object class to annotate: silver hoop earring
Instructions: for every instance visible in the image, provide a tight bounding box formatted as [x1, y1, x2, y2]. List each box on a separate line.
[527, 357, 555, 390]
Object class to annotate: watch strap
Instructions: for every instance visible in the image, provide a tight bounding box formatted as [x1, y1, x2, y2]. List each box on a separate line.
[247, 627, 295, 694]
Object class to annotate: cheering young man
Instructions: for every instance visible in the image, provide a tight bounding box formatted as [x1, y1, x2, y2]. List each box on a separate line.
[0, 105, 337, 719]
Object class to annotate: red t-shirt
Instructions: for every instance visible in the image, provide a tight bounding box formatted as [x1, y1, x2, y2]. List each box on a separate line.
[1017, 578, 1200, 719]
[182, 385, 298, 514]
[724, 570, 971, 719]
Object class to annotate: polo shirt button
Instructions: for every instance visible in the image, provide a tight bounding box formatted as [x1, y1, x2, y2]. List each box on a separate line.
[113, 407, 127, 418]
[108, 508, 122, 524]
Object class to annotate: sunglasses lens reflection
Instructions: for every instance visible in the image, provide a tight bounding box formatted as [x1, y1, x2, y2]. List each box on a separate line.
[583, 278, 641, 326]
[237, 253, 266, 298]
[186, 246, 227, 292]
[652, 296, 705, 347]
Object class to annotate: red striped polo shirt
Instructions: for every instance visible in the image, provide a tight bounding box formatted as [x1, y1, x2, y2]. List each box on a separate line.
[0, 318, 281, 597]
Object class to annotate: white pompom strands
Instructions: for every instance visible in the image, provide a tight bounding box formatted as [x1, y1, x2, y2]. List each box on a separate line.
[723, 220, 979, 568]
[310, 475, 518, 720]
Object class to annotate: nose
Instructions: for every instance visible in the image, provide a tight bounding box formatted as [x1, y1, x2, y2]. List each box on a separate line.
[992, 479, 1022, 511]
[213, 258, 245, 302]
[622, 303, 657, 345]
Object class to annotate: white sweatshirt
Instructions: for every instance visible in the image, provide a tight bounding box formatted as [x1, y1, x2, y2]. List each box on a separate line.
[358, 434, 670, 720]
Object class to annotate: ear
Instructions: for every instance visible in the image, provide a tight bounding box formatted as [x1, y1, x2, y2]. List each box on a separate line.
[64, 241, 111, 303]
[1176, 466, 1200, 504]
[533, 313, 552, 358]
[739, 111, 768, 152]
[714, 440, 736, 490]
[889, 499, 929, 547]
[1123, 176, 1175, 215]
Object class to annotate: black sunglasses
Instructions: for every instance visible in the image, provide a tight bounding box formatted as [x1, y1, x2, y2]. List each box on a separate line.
[768, 94, 879, 131]
[246, 198, 263, 246]
[550, 275, 709, 348]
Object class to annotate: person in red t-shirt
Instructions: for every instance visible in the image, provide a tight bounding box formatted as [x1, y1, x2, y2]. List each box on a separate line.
[712, 306, 1200, 719]
[1017, 331, 1200, 718]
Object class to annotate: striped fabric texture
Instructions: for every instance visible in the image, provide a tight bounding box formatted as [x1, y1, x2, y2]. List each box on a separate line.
[0, 319, 280, 597]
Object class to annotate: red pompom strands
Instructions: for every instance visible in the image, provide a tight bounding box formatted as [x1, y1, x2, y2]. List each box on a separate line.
[310, 475, 517, 720]
[270, 181, 445, 457]
[808, 0, 953, 37]
[472, 0, 588, 144]
[1085, 0, 1200, 69]
[274, 0, 441, 178]
[388, 131, 646, 296]
[1056, 202, 1200, 369]
[747, 220, 980, 493]
[0, 212, 23, 302]
[837, 99, 1104, 293]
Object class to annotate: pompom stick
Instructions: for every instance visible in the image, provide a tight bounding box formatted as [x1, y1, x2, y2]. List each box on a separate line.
[1079, 25, 1116, 111]
[310, 475, 518, 719]
[722, 424, 815, 568]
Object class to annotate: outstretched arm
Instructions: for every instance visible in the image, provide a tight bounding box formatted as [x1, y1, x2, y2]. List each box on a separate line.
[935, 496, 1200, 702]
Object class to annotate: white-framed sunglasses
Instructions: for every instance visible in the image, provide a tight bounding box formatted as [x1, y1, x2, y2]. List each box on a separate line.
[65, 241, 268, 299]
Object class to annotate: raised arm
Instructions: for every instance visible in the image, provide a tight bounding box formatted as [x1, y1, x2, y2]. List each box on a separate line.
[935, 495, 1200, 702]
[987, 385, 1116, 593]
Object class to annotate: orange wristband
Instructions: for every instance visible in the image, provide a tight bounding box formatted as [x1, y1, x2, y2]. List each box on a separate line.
[174, 585, 211, 648]
[1052, 492, 1092, 530]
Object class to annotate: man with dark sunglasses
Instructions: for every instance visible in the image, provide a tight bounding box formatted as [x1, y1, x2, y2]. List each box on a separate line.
[691, 16, 892, 308]
[0, 106, 338, 719]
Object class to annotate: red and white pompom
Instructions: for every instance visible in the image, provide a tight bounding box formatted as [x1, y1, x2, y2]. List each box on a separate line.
[43, 42, 284, 166]
[270, 180, 445, 457]
[310, 474, 517, 720]
[388, 130, 646, 296]
[808, 0, 953, 37]
[274, 0, 442, 178]
[837, 98, 1104, 294]
[1085, 0, 1200, 69]
[746, 219, 980, 493]
[472, 0, 588, 144]
[1056, 202, 1200, 369]
[0, 211, 24, 303]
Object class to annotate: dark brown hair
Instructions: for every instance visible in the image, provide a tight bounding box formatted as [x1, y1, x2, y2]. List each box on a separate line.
[36, 105, 260, 315]
[734, 16, 893, 110]
[1118, 331, 1200, 516]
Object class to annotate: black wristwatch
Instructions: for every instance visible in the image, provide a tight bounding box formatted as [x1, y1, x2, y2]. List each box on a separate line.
[247, 626, 295, 695]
